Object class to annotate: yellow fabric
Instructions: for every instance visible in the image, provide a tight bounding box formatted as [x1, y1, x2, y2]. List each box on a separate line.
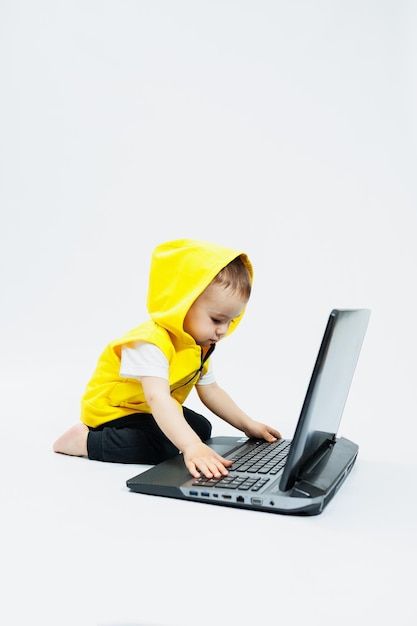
[81, 239, 253, 427]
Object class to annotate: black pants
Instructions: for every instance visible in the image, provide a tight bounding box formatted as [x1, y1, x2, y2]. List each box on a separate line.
[87, 407, 212, 464]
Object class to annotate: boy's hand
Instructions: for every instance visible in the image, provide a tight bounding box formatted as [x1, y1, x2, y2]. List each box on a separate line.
[183, 442, 233, 479]
[243, 420, 282, 443]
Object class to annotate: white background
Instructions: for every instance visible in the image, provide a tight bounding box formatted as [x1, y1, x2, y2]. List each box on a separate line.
[1, 2, 416, 625]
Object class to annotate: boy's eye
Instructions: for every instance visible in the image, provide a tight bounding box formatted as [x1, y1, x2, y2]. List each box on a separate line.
[211, 318, 221, 324]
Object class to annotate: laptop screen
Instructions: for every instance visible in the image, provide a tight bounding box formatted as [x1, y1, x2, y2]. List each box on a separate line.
[279, 309, 371, 491]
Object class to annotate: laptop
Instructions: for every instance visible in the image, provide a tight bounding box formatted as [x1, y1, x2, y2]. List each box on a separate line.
[126, 308, 371, 516]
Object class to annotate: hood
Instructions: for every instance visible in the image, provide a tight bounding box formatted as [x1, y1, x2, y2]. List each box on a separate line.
[146, 238, 253, 342]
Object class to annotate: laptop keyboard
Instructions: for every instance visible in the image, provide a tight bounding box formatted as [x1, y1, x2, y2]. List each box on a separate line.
[192, 439, 291, 492]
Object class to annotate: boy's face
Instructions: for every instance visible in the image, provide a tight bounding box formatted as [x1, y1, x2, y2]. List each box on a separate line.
[183, 282, 248, 347]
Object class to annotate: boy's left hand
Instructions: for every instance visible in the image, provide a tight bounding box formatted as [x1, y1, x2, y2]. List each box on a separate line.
[243, 420, 282, 443]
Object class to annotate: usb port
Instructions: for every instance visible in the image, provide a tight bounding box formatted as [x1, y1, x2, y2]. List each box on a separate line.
[189, 490, 198, 496]
[201, 492, 210, 497]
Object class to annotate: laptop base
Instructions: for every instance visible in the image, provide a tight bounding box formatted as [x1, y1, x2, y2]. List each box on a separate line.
[126, 435, 359, 516]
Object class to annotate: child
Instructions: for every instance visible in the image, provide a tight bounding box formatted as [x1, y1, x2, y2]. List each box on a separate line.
[53, 238, 281, 479]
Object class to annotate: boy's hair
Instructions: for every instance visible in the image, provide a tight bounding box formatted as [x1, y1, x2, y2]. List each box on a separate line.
[211, 256, 252, 300]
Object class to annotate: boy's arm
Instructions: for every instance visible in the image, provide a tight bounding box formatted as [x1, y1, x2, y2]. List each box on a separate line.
[196, 381, 282, 441]
[140, 376, 232, 478]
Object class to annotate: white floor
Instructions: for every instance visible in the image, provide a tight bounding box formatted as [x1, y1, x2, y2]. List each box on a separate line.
[2, 373, 416, 626]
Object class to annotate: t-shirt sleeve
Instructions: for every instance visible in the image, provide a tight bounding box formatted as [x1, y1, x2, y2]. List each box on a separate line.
[196, 357, 215, 386]
[120, 341, 169, 380]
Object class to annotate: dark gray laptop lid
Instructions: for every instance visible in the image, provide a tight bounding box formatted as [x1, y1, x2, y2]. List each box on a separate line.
[279, 308, 371, 491]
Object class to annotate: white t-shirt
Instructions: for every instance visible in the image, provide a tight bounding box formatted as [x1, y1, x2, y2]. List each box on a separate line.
[120, 341, 215, 385]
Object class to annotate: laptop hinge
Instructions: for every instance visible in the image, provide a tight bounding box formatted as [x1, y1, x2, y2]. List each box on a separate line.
[290, 437, 358, 498]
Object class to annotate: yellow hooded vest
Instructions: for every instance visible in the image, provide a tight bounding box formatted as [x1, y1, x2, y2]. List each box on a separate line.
[81, 239, 253, 427]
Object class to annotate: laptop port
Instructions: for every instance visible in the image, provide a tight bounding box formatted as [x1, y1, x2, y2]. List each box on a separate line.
[201, 492, 210, 497]
[236, 496, 245, 503]
[251, 497, 263, 505]
[222, 494, 232, 499]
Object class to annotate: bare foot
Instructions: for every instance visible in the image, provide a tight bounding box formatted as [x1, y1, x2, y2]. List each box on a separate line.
[53, 423, 89, 457]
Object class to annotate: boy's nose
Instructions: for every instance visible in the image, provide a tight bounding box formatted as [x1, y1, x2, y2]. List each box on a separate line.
[216, 324, 227, 338]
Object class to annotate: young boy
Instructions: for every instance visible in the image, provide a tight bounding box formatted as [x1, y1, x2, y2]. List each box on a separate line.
[53, 238, 281, 479]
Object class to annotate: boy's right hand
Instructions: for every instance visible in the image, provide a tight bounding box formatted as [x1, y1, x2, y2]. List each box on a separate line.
[183, 442, 233, 479]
